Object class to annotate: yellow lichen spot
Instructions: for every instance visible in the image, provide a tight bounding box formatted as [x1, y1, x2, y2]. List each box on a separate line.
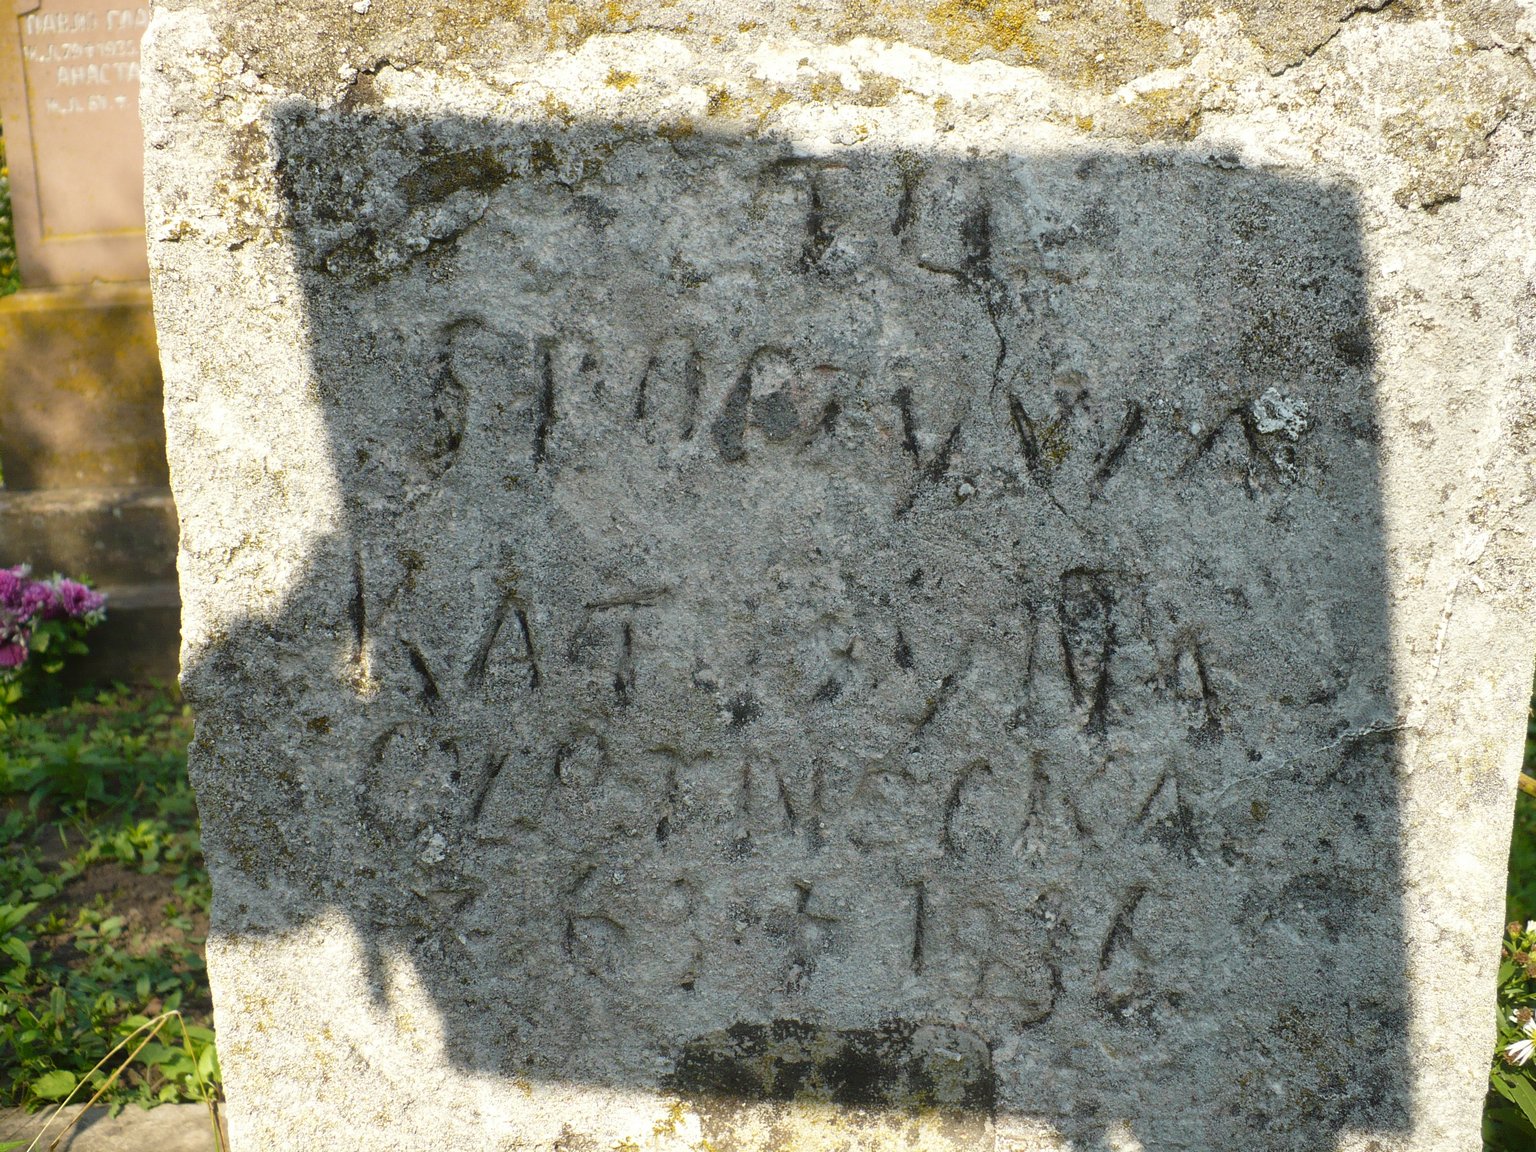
[854, 72, 902, 105]
[707, 85, 746, 118]
[656, 119, 696, 141]
[808, 72, 848, 102]
[606, 67, 639, 90]
[1125, 86, 1201, 142]
[927, 0, 1043, 60]
[541, 92, 575, 124]
[654, 1100, 691, 1137]
[738, 19, 762, 31]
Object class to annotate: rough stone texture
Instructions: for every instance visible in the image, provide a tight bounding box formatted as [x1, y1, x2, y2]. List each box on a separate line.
[144, 2, 1536, 1150]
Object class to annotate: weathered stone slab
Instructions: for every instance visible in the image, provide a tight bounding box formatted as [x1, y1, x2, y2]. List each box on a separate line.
[0, 284, 166, 488]
[144, 3, 1536, 1150]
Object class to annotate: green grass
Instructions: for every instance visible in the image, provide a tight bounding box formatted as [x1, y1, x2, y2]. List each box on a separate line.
[1506, 702, 1536, 925]
[1486, 696, 1536, 1151]
[0, 684, 219, 1111]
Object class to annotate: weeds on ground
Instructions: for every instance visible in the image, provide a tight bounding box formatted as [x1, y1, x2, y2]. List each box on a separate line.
[1487, 698, 1536, 1150]
[0, 684, 219, 1111]
[0, 127, 17, 297]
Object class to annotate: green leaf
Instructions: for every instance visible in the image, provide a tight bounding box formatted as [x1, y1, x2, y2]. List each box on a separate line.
[32, 1068, 77, 1100]
[198, 1041, 219, 1082]
[1495, 1068, 1536, 1129]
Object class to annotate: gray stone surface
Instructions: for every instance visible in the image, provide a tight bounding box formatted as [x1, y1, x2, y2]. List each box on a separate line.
[144, 3, 1536, 1149]
[0, 1103, 224, 1151]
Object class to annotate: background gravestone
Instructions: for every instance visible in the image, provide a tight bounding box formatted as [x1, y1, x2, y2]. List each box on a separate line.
[0, 0, 149, 285]
[0, 0, 177, 683]
[145, 2, 1536, 1150]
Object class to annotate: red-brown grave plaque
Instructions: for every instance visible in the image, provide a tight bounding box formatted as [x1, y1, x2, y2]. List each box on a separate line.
[0, 0, 149, 285]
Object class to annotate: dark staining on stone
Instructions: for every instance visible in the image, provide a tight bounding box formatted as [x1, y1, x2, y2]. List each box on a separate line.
[464, 588, 513, 687]
[817, 398, 841, 438]
[513, 606, 541, 690]
[666, 1019, 995, 1115]
[811, 677, 842, 703]
[798, 180, 834, 271]
[400, 144, 509, 204]
[913, 671, 959, 736]
[894, 628, 915, 670]
[910, 881, 927, 974]
[634, 356, 653, 421]
[1189, 641, 1223, 744]
[893, 387, 921, 460]
[711, 367, 753, 462]
[347, 549, 367, 668]
[1179, 406, 1268, 485]
[1333, 324, 1373, 367]
[1098, 884, 1147, 975]
[404, 642, 440, 707]
[751, 389, 800, 442]
[776, 776, 799, 833]
[681, 347, 703, 441]
[467, 751, 507, 827]
[728, 691, 760, 727]
[534, 343, 556, 468]
[1091, 400, 1146, 496]
[941, 761, 994, 858]
[958, 201, 1011, 395]
[528, 138, 560, 176]
[568, 193, 618, 231]
[1008, 395, 1049, 486]
[891, 153, 922, 236]
[924, 421, 963, 484]
[1056, 570, 1117, 736]
[1137, 772, 1201, 861]
[613, 622, 636, 706]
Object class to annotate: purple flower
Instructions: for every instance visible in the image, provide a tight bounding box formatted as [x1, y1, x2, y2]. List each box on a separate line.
[0, 639, 27, 669]
[19, 582, 53, 621]
[53, 579, 105, 620]
[0, 566, 27, 612]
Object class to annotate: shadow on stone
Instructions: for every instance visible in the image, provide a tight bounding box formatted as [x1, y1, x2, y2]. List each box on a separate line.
[185, 108, 1410, 1150]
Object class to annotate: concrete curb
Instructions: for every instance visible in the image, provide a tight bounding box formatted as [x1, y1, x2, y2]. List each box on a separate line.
[0, 1102, 225, 1151]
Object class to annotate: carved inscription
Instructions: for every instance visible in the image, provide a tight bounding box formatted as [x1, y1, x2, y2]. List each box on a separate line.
[256, 120, 1396, 1139]
[20, 5, 148, 117]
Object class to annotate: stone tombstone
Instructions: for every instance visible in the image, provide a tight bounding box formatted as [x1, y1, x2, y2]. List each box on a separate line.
[144, 3, 1536, 1151]
[0, 0, 150, 284]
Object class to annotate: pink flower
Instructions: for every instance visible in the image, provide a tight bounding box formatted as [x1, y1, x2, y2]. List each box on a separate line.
[0, 640, 27, 668]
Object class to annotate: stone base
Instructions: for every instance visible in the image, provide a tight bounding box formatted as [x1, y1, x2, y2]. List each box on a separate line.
[0, 487, 180, 687]
[0, 284, 167, 490]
